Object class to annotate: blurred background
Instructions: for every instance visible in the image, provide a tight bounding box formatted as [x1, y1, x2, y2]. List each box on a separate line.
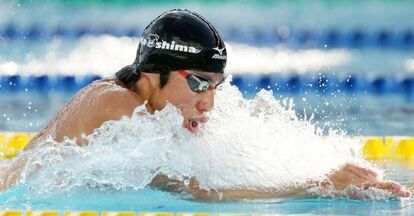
[1, 0, 414, 135]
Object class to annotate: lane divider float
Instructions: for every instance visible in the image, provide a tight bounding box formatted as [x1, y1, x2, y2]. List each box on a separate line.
[1, 24, 414, 49]
[1, 75, 414, 95]
[0, 132, 37, 159]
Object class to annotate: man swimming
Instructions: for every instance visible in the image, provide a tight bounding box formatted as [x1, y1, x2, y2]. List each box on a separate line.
[0, 9, 410, 200]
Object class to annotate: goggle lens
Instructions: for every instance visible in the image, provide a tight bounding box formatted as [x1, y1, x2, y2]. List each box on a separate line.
[178, 70, 222, 93]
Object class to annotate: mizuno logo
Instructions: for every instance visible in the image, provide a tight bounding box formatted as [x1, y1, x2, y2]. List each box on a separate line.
[212, 46, 227, 60]
[213, 47, 225, 55]
[140, 34, 201, 54]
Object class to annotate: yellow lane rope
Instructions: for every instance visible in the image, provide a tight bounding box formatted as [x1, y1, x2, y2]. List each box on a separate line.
[0, 132, 37, 159]
[1, 132, 414, 160]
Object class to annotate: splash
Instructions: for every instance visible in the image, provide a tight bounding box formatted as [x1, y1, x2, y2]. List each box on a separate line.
[308, 184, 404, 201]
[0, 78, 368, 199]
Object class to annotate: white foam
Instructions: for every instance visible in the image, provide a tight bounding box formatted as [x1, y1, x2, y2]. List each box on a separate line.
[307, 184, 403, 201]
[1, 79, 368, 197]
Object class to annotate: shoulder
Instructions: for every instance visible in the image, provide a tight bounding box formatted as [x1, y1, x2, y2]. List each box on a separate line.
[88, 80, 145, 117]
[71, 79, 145, 138]
[30, 79, 146, 146]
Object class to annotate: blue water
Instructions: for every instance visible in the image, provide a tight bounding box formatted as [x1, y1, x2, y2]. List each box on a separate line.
[0, 188, 408, 214]
[2, 1, 414, 214]
[0, 161, 413, 214]
[1, 90, 414, 136]
[1, 86, 414, 214]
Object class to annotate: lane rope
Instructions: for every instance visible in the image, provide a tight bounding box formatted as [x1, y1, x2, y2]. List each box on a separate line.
[1, 75, 414, 95]
[1, 25, 414, 49]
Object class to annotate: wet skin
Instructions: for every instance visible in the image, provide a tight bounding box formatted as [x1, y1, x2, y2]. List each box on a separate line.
[26, 70, 224, 148]
[0, 71, 411, 199]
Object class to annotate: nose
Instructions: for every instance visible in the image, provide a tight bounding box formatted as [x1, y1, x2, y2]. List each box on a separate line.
[196, 91, 215, 112]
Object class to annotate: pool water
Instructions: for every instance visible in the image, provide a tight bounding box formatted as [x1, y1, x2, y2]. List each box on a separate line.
[1, 90, 414, 136]
[0, 161, 413, 215]
[0, 84, 413, 215]
[2, 0, 414, 215]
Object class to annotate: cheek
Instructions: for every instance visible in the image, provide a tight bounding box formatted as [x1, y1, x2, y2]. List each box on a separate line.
[162, 85, 198, 109]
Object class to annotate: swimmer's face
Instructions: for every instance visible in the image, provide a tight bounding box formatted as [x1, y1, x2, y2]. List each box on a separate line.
[153, 70, 224, 133]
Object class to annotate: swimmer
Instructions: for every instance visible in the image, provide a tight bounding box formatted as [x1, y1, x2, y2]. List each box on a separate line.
[0, 9, 410, 200]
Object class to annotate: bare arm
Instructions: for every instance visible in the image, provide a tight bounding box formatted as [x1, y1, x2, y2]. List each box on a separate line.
[149, 173, 312, 202]
[185, 178, 312, 201]
[26, 84, 144, 149]
[0, 157, 28, 191]
[149, 163, 411, 202]
[1, 84, 144, 191]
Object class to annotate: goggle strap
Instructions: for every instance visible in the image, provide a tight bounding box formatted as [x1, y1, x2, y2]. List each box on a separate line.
[178, 70, 190, 78]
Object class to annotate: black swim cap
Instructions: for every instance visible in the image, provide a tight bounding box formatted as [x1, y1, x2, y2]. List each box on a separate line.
[135, 9, 227, 74]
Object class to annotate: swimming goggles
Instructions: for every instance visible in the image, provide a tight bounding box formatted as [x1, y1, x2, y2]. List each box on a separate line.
[178, 70, 223, 92]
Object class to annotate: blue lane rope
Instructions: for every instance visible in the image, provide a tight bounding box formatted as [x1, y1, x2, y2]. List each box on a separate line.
[1, 24, 414, 48]
[0, 75, 102, 93]
[1, 75, 414, 96]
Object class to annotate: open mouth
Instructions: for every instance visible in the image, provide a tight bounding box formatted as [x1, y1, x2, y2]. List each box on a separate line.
[186, 117, 208, 133]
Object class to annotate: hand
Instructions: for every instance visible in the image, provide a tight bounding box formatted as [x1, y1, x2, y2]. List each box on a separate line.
[327, 163, 410, 198]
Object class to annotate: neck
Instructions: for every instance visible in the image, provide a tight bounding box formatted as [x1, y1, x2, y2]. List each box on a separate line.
[133, 73, 161, 113]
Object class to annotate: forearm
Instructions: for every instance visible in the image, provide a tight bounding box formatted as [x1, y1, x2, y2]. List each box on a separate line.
[0, 157, 28, 192]
[150, 174, 316, 201]
[188, 184, 314, 202]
